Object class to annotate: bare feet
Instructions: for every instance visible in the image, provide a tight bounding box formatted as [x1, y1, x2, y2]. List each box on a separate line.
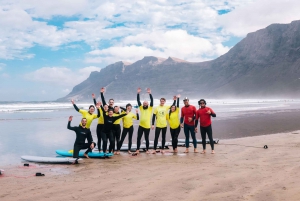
[201, 150, 206, 154]
[128, 151, 132, 154]
[114, 151, 117, 155]
[152, 150, 157, 154]
[161, 150, 165, 154]
[174, 148, 178, 153]
[83, 153, 90, 158]
[184, 148, 189, 153]
[135, 150, 140, 154]
[211, 150, 215, 154]
[194, 148, 199, 153]
[116, 151, 120, 155]
[146, 150, 150, 154]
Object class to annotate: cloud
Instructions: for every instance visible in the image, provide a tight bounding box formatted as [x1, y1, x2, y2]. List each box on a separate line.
[218, 0, 300, 37]
[24, 66, 101, 87]
[85, 30, 230, 63]
[0, 0, 246, 60]
[1, 0, 299, 61]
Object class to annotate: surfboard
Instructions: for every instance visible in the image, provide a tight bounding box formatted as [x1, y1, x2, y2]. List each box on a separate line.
[177, 139, 219, 144]
[0, 169, 4, 175]
[21, 155, 82, 163]
[55, 150, 113, 158]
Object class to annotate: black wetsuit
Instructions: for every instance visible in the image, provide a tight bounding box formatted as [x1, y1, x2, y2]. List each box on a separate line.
[101, 92, 123, 151]
[67, 121, 96, 158]
[100, 106, 127, 153]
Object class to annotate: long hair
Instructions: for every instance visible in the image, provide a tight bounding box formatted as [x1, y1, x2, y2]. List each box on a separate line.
[169, 105, 176, 118]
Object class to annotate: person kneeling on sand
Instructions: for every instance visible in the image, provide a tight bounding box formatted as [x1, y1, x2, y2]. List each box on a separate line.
[67, 116, 96, 164]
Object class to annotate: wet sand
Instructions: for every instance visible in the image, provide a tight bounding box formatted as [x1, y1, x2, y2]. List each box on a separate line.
[1, 130, 300, 201]
[128, 109, 300, 142]
[2, 109, 300, 201]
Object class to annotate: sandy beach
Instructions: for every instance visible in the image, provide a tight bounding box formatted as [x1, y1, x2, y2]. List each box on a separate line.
[1, 130, 300, 201]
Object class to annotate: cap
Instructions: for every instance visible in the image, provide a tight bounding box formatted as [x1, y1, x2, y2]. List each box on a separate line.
[183, 97, 189, 101]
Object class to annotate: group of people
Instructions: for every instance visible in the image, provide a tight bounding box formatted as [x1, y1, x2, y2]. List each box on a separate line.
[67, 87, 216, 162]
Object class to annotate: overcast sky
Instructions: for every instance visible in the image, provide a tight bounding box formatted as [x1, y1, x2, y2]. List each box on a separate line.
[0, 0, 299, 101]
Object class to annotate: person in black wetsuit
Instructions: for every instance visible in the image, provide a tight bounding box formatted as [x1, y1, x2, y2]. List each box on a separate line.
[100, 104, 128, 154]
[100, 87, 124, 153]
[67, 116, 96, 164]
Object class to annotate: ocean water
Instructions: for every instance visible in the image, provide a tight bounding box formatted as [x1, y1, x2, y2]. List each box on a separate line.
[0, 99, 299, 166]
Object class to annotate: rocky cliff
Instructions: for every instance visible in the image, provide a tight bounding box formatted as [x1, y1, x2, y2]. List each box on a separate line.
[58, 20, 300, 101]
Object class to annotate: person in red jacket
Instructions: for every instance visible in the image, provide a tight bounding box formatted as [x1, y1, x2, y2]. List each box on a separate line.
[180, 97, 198, 153]
[195, 99, 216, 154]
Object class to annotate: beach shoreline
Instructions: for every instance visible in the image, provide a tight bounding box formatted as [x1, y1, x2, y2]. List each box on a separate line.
[1, 130, 300, 201]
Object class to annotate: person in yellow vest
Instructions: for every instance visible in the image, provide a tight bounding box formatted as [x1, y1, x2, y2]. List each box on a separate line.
[117, 104, 139, 154]
[135, 87, 153, 154]
[167, 95, 181, 153]
[151, 96, 175, 154]
[71, 98, 100, 129]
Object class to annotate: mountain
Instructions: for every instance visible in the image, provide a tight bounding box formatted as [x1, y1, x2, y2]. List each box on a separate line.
[58, 20, 300, 101]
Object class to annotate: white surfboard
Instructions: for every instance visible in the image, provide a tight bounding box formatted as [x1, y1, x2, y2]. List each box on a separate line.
[0, 169, 4, 175]
[21, 155, 82, 163]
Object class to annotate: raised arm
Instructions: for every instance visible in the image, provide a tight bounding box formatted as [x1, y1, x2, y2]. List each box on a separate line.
[171, 96, 176, 106]
[100, 87, 107, 106]
[92, 93, 97, 106]
[96, 102, 101, 118]
[137, 87, 142, 106]
[71, 100, 80, 112]
[67, 116, 76, 131]
[147, 88, 153, 107]
[176, 94, 180, 108]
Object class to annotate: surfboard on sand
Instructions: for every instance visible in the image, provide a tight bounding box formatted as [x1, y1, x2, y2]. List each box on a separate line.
[55, 150, 113, 158]
[177, 139, 219, 144]
[0, 169, 4, 175]
[21, 155, 82, 163]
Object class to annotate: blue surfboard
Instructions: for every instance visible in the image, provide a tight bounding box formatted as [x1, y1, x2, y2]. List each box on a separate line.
[56, 150, 113, 158]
